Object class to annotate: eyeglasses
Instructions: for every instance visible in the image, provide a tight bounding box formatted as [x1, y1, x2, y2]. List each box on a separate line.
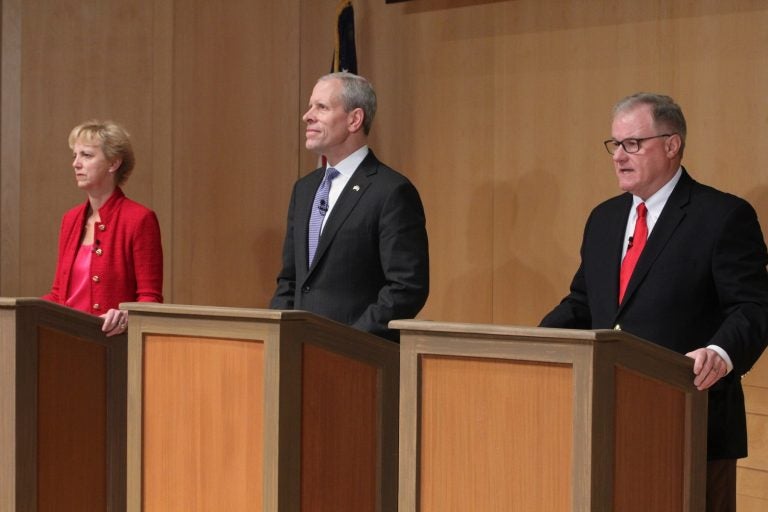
[603, 133, 677, 155]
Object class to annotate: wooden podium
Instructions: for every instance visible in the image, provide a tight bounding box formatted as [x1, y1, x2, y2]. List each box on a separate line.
[1, 298, 127, 512]
[391, 320, 707, 512]
[121, 303, 399, 512]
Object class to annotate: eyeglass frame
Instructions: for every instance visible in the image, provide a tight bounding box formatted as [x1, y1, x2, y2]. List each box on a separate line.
[603, 133, 678, 155]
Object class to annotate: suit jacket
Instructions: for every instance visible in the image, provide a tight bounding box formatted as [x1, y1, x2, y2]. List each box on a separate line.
[270, 150, 429, 341]
[541, 169, 768, 459]
[43, 187, 163, 314]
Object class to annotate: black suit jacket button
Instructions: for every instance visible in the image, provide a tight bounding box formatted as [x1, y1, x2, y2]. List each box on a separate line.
[302, 285, 310, 293]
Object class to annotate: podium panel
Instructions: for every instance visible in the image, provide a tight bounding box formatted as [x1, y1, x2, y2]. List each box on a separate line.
[301, 343, 378, 511]
[123, 303, 398, 512]
[614, 367, 687, 510]
[37, 327, 109, 511]
[392, 320, 707, 512]
[1, 298, 127, 512]
[419, 356, 573, 511]
[142, 335, 264, 510]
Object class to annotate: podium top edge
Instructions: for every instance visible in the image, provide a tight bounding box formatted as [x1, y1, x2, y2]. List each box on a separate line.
[390, 319, 628, 342]
[119, 302, 322, 322]
[0, 296, 39, 307]
[0, 297, 109, 326]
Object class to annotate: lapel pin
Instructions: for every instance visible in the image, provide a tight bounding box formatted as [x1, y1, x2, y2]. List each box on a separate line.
[353, 185, 360, 192]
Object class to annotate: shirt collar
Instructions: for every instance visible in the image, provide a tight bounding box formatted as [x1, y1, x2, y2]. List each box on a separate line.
[632, 166, 682, 217]
[326, 145, 369, 179]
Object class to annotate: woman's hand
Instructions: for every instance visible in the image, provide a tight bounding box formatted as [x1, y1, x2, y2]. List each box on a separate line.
[101, 309, 129, 337]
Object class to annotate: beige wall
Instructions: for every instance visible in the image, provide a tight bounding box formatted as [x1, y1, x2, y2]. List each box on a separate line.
[2, 0, 767, 508]
[1, 0, 300, 309]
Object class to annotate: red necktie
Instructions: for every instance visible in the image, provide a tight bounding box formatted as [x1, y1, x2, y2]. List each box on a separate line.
[619, 202, 648, 303]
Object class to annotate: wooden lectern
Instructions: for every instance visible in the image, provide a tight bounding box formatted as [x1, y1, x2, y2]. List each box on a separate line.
[391, 320, 707, 512]
[1, 298, 127, 512]
[121, 303, 398, 512]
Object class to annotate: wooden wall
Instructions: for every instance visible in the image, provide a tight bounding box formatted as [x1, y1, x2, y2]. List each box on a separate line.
[1, 0, 300, 308]
[1, 0, 767, 508]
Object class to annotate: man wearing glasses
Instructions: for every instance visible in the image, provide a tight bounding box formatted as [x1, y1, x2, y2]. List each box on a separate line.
[541, 93, 768, 511]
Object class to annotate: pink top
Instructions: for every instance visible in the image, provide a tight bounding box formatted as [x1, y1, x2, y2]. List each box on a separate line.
[65, 244, 93, 313]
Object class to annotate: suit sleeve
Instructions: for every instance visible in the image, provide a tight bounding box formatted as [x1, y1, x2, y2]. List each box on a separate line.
[270, 184, 298, 309]
[352, 180, 429, 339]
[539, 262, 593, 329]
[540, 212, 595, 329]
[708, 201, 768, 375]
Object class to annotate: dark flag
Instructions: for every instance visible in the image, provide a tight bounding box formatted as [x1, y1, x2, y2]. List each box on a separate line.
[332, 1, 357, 74]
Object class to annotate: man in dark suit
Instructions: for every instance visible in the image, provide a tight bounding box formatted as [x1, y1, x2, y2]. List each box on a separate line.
[270, 72, 429, 341]
[541, 93, 768, 511]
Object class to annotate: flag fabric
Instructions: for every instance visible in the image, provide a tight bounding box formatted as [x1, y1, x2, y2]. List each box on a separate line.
[332, 0, 357, 74]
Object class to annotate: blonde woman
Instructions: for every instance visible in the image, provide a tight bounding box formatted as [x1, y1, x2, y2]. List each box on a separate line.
[44, 120, 163, 335]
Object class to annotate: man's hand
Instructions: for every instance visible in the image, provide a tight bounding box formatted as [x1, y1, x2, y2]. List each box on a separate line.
[686, 347, 727, 391]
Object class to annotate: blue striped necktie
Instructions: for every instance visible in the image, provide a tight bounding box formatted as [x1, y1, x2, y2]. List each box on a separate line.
[307, 167, 339, 265]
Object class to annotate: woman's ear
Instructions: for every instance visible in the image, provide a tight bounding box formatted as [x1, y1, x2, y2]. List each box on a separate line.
[109, 158, 123, 173]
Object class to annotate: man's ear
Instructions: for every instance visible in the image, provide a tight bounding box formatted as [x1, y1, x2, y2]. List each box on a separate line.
[348, 107, 365, 133]
[666, 134, 682, 157]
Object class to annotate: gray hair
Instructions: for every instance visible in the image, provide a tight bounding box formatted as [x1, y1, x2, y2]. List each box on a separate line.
[318, 72, 377, 135]
[613, 93, 687, 156]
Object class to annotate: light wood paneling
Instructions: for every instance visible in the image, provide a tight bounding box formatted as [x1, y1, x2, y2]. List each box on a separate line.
[171, 0, 300, 308]
[739, 495, 768, 512]
[0, 0, 21, 295]
[744, 352, 768, 385]
[744, 384, 768, 416]
[419, 355, 573, 511]
[3, 0, 767, 335]
[342, 0, 768, 327]
[741, 412, 768, 471]
[124, 303, 400, 512]
[142, 334, 264, 511]
[20, 0, 161, 296]
[0, 307, 17, 510]
[739, 466, 768, 500]
[4, 0, 299, 309]
[739, 353, 768, 508]
[396, 321, 706, 511]
[150, 0, 175, 300]
[3, 2, 768, 507]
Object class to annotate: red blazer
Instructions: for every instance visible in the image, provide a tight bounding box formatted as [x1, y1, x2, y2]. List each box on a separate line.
[43, 188, 163, 314]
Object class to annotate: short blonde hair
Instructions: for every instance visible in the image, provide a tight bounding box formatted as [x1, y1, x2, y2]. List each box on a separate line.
[69, 120, 135, 185]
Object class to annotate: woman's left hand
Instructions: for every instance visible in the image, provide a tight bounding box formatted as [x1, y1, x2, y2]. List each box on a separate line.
[101, 309, 129, 337]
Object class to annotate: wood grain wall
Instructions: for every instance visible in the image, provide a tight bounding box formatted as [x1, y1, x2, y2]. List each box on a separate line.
[1, 0, 767, 508]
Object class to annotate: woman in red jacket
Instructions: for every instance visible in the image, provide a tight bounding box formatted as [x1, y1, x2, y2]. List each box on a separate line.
[43, 120, 163, 336]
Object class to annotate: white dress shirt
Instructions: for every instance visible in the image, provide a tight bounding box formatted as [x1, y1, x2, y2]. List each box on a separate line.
[321, 145, 369, 231]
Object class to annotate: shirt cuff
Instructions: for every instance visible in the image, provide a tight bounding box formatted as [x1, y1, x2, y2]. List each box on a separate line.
[707, 345, 733, 375]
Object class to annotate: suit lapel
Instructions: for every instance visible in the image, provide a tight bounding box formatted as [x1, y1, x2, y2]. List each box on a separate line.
[617, 170, 693, 311]
[601, 196, 633, 306]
